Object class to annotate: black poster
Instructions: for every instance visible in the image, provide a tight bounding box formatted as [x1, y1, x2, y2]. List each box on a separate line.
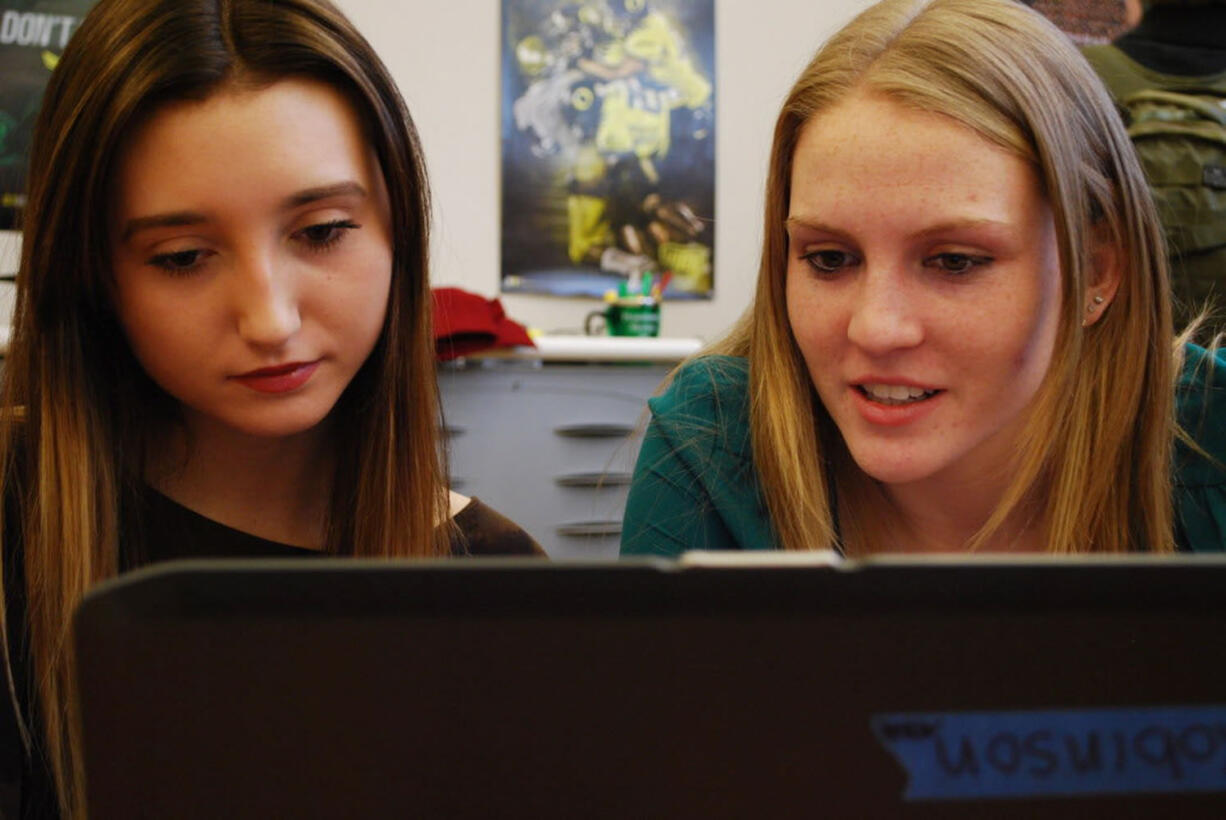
[0, 1, 96, 229]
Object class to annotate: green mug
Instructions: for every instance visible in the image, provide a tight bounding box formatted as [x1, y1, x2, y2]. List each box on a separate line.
[585, 298, 660, 337]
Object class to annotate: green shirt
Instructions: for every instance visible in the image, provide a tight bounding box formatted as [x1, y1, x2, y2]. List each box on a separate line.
[620, 345, 1226, 557]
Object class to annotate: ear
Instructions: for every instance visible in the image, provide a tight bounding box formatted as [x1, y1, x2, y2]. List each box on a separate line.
[1081, 231, 1122, 328]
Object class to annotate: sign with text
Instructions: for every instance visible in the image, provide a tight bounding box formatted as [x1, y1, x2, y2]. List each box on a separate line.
[0, 1, 96, 229]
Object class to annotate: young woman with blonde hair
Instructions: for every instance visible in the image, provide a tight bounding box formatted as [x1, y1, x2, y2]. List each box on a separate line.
[0, 0, 540, 816]
[621, 0, 1224, 558]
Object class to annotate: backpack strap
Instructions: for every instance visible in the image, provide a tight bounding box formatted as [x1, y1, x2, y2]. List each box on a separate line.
[1125, 89, 1226, 127]
[1124, 89, 1226, 182]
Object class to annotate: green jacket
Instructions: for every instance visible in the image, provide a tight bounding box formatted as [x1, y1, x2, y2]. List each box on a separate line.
[620, 345, 1226, 557]
[1082, 43, 1226, 329]
[1082, 43, 1226, 104]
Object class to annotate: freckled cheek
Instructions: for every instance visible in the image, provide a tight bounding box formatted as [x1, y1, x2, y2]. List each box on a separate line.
[786, 273, 827, 342]
[792, 302, 846, 369]
[962, 322, 1037, 381]
[1006, 288, 1060, 377]
[788, 311, 843, 402]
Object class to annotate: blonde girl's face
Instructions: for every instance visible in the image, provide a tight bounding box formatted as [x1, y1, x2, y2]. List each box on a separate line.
[110, 78, 393, 441]
[784, 91, 1065, 494]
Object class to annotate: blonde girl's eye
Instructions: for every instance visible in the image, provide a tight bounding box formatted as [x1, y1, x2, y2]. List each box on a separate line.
[925, 252, 993, 275]
[802, 249, 859, 274]
[295, 219, 360, 251]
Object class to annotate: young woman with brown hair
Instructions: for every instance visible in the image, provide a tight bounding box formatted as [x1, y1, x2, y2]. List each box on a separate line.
[0, 0, 540, 816]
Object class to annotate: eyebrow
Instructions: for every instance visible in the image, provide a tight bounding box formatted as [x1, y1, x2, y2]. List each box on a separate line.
[120, 210, 207, 242]
[785, 216, 849, 239]
[120, 181, 369, 242]
[286, 181, 368, 208]
[785, 215, 1013, 240]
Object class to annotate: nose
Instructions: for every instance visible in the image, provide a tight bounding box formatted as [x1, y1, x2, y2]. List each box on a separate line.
[232, 252, 301, 348]
[844, 266, 924, 355]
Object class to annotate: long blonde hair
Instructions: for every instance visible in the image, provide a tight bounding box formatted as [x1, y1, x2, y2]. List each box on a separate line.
[711, 0, 1175, 555]
[0, 0, 450, 815]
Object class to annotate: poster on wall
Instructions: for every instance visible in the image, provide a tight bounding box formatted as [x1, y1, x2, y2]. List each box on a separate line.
[500, 0, 716, 300]
[0, 1, 95, 230]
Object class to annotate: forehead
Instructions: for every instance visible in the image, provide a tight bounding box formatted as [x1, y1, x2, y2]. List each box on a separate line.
[788, 91, 1044, 221]
[113, 77, 376, 213]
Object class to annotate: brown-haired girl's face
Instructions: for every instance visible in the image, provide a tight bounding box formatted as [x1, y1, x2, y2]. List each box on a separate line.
[109, 77, 393, 441]
[784, 91, 1066, 494]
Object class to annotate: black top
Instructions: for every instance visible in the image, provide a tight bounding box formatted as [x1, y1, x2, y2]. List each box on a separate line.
[1114, 5, 1226, 76]
[126, 488, 544, 564]
[1, 486, 543, 820]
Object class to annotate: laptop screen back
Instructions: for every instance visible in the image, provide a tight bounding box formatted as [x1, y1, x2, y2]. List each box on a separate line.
[73, 556, 1226, 819]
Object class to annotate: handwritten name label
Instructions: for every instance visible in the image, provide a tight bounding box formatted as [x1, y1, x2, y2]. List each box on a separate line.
[871, 706, 1226, 800]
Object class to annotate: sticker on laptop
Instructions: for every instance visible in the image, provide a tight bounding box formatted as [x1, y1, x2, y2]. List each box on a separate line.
[871, 706, 1226, 800]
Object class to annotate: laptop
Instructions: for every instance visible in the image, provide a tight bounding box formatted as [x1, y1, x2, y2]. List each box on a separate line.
[73, 553, 1226, 818]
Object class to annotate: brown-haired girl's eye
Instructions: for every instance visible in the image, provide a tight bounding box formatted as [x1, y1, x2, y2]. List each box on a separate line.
[297, 219, 360, 251]
[149, 249, 205, 273]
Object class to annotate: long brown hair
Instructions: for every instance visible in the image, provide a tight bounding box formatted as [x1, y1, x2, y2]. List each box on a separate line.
[0, 0, 448, 814]
[710, 0, 1175, 555]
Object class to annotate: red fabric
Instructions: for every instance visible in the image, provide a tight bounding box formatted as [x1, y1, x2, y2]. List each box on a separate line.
[431, 287, 534, 361]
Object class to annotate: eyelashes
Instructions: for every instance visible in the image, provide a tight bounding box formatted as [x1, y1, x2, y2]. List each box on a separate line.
[798, 250, 993, 277]
[148, 248, 208, 273]
[923, 252, 992, 275]
[145, 219, 362, 275]
[146, 247, 218, 275]
[295, 219, 360, 252]
[801, 249, 858, 274]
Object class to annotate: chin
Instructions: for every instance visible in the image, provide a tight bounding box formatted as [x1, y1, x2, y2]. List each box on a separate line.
[218, 409, 333, 440]
[845, 447, 942, 487]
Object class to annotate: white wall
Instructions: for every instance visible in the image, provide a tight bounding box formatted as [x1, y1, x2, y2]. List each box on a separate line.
[0, 0, 875, 344]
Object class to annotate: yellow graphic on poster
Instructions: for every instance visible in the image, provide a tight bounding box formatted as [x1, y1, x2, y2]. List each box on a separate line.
[501, 0, 715, 299]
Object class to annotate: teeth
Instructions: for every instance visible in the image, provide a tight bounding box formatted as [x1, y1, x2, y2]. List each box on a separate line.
[862, 384, 935, 405]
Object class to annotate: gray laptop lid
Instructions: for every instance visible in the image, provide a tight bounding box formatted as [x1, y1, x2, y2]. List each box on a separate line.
[73, 555, 1226, 819]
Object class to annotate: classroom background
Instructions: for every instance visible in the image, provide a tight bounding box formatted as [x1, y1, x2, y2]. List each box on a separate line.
[0, 0, 1133, 344]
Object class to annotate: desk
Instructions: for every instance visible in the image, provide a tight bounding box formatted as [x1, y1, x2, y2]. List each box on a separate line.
[438, 335, 701, 557]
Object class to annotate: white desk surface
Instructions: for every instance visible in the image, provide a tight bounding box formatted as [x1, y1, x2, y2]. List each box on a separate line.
[468, 334, 704, 363]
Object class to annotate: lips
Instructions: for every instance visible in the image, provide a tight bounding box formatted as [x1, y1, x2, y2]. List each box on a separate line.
[231, 360, 321, 394]
[850, 380, 944, 426]
[857, 383, 941, 406]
